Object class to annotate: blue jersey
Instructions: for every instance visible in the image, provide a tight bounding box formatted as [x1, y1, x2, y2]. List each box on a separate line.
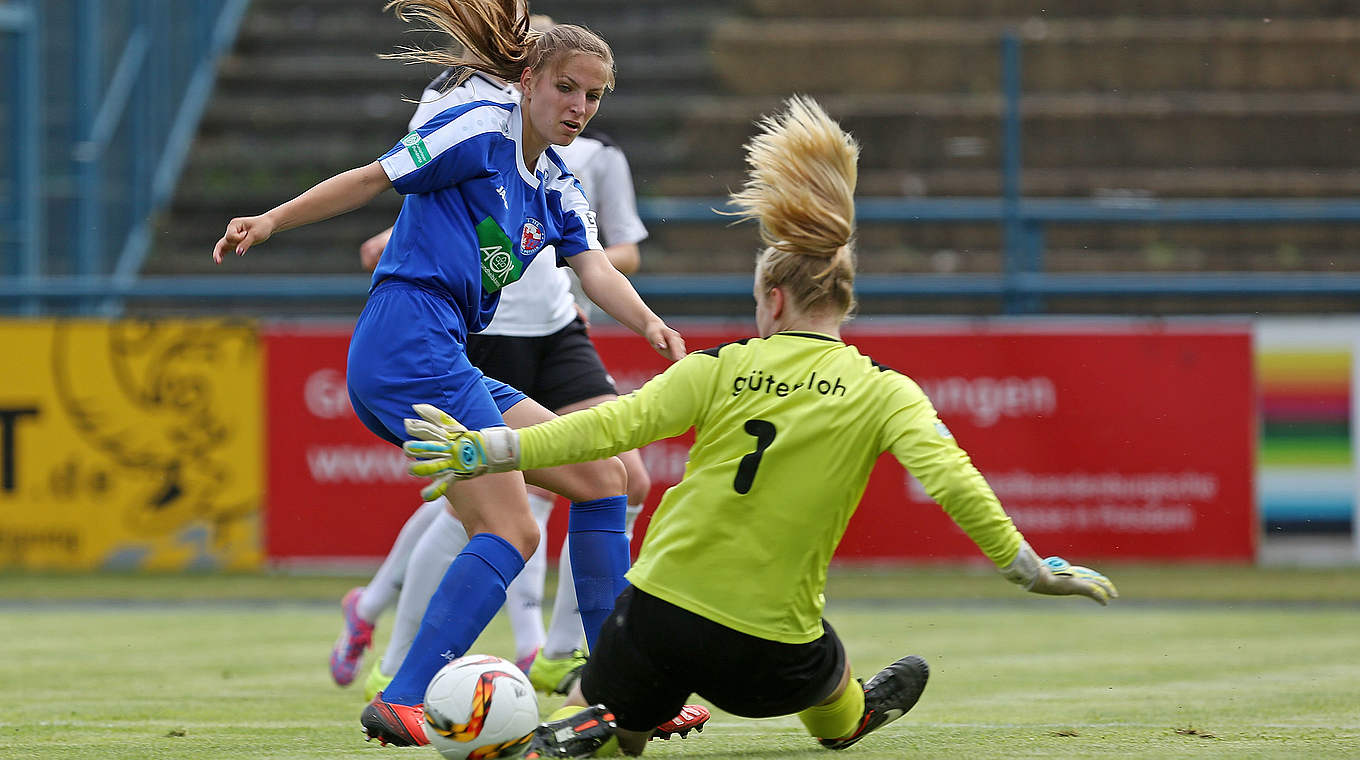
[375, 100, 601, 335]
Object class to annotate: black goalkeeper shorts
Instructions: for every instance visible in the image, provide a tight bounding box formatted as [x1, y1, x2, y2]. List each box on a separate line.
[580, 586, 847, 732]
[465, 317, 617, 412]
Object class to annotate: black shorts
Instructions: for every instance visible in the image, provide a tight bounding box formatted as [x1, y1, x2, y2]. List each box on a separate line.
[465, 318, 618, 412]
[579, 586, 847, 732]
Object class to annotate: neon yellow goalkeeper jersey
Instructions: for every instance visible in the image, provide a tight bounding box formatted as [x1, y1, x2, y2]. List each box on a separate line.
[517, 331, 1024, 644]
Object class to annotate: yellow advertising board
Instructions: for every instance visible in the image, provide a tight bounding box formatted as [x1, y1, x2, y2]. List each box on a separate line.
[0, 319, 262, 570]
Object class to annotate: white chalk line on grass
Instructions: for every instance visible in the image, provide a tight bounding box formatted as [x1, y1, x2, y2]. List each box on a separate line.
[11, 718, 1358, 733]
[677, 719, 1360, 734]
[13, 720, 368, 730]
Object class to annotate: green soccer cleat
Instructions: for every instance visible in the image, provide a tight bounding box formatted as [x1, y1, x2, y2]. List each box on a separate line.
[362, 660, 394, 703]
[818, 655, 929, 751]
[528, 649, 588, 695]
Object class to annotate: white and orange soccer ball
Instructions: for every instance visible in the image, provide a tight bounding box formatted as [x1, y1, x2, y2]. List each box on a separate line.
[423, 654, 540, 759]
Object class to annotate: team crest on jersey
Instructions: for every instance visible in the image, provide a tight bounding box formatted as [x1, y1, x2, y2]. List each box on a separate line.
[520, 218, 546, 254]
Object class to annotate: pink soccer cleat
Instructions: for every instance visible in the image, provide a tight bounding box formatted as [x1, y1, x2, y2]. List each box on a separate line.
[330, 587, 375, 687]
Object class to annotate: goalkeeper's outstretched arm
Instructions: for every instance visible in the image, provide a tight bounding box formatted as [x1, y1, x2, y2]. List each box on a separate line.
[999, 540, 1119, 605]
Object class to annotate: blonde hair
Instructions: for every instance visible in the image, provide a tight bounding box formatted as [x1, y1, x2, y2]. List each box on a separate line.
[383, 1, 615, 90]
[727, 95, 860, 321]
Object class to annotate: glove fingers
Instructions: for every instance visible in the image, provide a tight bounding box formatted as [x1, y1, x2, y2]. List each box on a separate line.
[1066, 566, 1117, 605]
[410, 457, 456, 478]
[412, 403, 467, 433]
[1078, 581, 1110, 605]
[419, 473, 454, 502]
[404, 440, 454, 459]
[405, 418, 451, 442]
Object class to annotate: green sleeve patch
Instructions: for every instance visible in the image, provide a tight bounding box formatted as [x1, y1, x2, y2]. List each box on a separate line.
[401, 131, 432, 167]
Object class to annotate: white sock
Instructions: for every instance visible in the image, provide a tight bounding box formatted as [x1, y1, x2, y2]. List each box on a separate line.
[378, 505, 470, 676]
[356, 498, 446, 622]
[504, 493, 553, 661]
[625, 502, 644, 542]
[543, 535, 584, 659]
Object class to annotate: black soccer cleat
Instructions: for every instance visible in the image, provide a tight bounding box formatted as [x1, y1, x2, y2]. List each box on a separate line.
[522, 704, 618, 759]
[818, 655, 929, 751]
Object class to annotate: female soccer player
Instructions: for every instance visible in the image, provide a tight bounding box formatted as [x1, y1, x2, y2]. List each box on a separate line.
[212, 0, 684, 746]
[400, 95, 1119, 758]
[335, 54, 656, 702]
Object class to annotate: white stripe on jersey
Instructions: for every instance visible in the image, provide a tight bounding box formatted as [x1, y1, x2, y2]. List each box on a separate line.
[543, 151, 599, 244]
[380, 102, 510, 182]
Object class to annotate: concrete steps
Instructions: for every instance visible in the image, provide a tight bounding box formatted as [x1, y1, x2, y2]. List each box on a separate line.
[713, 19, 1360, 95]
[741, 0, 1360, 18]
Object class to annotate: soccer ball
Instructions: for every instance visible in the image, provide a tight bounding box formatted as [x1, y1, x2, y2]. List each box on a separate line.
[424, 654, 540, 760]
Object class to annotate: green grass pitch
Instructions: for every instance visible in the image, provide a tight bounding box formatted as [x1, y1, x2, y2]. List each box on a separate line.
[2, 564, 1358, 759]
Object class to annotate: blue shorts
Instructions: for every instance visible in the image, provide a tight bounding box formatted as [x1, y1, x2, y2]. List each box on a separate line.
[346, 280, 527, 446]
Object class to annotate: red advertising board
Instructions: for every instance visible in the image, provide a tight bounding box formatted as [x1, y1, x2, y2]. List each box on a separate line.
[264, 326, 422, 561]
[263, 322, 1255, 565]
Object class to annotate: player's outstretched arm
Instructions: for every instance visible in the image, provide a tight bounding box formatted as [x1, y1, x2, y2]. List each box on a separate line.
[402, 404, 521, 501]
[999, 541, 1119, 605]
[212, 161, 391, 263]
[568, 249, 685, 360]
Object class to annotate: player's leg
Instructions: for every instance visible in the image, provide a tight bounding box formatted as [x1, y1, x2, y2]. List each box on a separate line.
[554, 393, 652, 532]
[532, 541, 587, 692]
[357, 498, 444, 621]
[504, 486, 554, 669]
[347, 295, 538, 746]
[527, 400, 640, 695]
[524, 586, 698, 759]
[364, 501, 471, 700]
[520, 320, 652, 659]
[530, 401, 647, 687]
[812, 652, 930, 751]
[786, 619, 929, 751]
[795, 654, 862, 744]
[330, 497, 444, 687]
[465, 331, 558, 671]
[502, 396, 629, 654]
[363, 472, 537, 745]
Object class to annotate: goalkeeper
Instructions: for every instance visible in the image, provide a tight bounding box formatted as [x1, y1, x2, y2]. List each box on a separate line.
[401, 96, 1118, 758]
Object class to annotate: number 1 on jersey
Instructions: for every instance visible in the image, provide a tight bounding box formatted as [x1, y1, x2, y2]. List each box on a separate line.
[734, 419, 777, 494]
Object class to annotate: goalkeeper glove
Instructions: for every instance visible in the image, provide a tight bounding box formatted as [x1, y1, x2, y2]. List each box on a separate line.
[1000, 541, 1118, 605]
[401, 403, 521, 501]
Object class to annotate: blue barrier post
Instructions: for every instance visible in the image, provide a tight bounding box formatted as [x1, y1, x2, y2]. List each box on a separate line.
[3, 0, 43, 314]
[74, 0, 103, 288]
[1000, 30, 1037, 314]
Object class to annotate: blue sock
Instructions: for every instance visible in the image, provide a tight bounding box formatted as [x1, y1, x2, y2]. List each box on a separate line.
[567, 495, 630, 651]
[381, 533, 525, 706]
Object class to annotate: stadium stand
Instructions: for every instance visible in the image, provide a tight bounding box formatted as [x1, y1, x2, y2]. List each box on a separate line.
[142, 0, 1360, 315]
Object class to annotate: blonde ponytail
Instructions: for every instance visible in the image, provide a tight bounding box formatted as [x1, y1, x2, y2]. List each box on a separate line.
[727, 96, 860, 320]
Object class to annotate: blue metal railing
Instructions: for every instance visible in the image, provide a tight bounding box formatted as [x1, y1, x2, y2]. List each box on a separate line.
[0, 0, 250, 314]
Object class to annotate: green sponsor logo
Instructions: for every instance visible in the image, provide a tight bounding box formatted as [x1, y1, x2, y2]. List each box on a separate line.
[402, 131, 431, 167]
[476, 217, 521, 293]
